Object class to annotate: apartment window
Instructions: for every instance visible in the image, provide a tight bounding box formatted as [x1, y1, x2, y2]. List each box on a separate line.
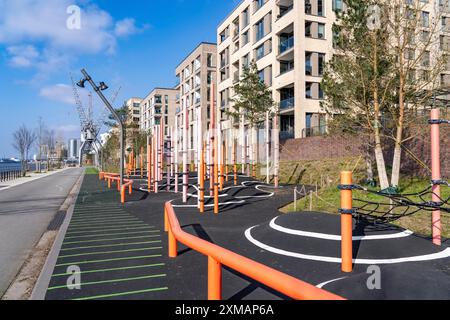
[155, 95, 162, 104]
[133, 103, 140, 108]
[220, 27, 229, 43]
[280, 60, 294, 74]
[318, 53, 325, 75]
[207, 53, 214, 67]
[332, 0, 343, 12]
[258, 70, 265, 83]
[422, 51, 430, 67]
[256, 19, 265, 42]
[242, 8, 249, 28]
[280, 32, 294, 53]
[318, 24, 325, 39]
[422, 11, 430, 28]
[242, 31, 249, 46]
[242, 54, 250, 69]
[165, 95, 169, 104]
[305, 82, 323, 99]
[405, 48, 415, 60]
[318, 0, 324, 16]
[255, 0, 266, 12]
[256, 45, 265, 60]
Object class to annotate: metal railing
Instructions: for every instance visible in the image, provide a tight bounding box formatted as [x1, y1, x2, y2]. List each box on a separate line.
[0, 170, 22, 182]
[280, 97, 295, 110]
[280, 36, 294, 54]
[164, 201, 344, 300]
[302, 125, 327, 138]
[100, 172, 134, 204]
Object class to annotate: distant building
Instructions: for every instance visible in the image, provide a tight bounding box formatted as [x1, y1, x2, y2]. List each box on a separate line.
[125, 97, 143, 129]
[68, 138, 79, 160]
[140, 88, 178, 137]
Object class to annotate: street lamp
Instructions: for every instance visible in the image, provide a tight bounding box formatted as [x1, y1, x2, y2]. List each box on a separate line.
[77, 68, 125, 185]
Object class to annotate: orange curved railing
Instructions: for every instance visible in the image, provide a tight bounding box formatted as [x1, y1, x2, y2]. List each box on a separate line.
[164, 202, 345, 301]
[100, 172, 133, 204]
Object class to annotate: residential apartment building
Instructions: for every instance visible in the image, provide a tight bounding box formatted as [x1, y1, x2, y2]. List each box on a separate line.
[125, 97, 143, 128]
[175, 42, 217, 154]
[217, 0, 336, 140]
[140, 88, 178, 137]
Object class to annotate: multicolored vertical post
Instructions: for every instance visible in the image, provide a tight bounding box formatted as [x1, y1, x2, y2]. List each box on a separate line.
[430, 108, 442, 246]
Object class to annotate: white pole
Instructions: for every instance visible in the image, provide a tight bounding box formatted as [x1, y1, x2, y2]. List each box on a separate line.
[240, 114, 245, 175]
[183, 101, 189, 203]
[274, 113, 280, 188]
[174, 122, 179, 193]
[266, 111, 270, 184]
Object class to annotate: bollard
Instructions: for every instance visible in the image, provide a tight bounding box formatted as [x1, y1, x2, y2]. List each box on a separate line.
[340, 171, 353, 273]
[121, 186, 125, 204]
[208, 257, 222, 300]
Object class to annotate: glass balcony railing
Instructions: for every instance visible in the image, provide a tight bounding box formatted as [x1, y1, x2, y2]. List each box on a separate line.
[302, 125, 327, 138]
[280, 130, 295, 140]
[280, 97, 295, 110]
[279, 36, 294, 54]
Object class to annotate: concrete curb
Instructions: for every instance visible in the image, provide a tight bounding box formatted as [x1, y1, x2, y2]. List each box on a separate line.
[30, 170, 85, 300]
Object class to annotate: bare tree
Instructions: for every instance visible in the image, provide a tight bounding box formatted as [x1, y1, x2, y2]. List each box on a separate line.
[12, 125, 37, 176]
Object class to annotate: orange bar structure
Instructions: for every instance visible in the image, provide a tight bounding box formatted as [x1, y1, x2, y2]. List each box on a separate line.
[147, 143, 152, 192]
[430, 108, 442, 246]
[164, 202, 344, 300]
[340, 171, 353, 273]
[233, 139, 238, 186]
[100, 172, 133, 204]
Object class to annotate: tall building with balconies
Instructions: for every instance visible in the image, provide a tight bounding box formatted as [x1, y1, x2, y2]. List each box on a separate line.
[175, 42, 217, 156]
[217, 0, 337, 140]
[125, 97, 143, 129]
[140, 88, 178, 137]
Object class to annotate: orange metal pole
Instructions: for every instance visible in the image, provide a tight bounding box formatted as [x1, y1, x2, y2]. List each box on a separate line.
[169, 228, 178, 258]
[208, 256, 222, 300]
[164, 207, 169, 232]
[121, 187, 125, 204]
[108, 177, 111, 189]
[147, 143, 151, 192]
[431, 108, 442, 246]
[141, 147, 144, 178]
[340, 171, 353, 273]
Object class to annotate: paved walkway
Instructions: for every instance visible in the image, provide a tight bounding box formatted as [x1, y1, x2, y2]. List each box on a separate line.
[0, 168, 70, 191]
[0, 168, 83, 297]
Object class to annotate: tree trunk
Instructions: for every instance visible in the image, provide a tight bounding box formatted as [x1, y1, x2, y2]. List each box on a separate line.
[391, 74, 405, 188]
[372, 32, 390, 190]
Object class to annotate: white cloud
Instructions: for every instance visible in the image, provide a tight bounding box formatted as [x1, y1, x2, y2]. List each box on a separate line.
[114, 18, 141, 37]
[39, 83, 76, 105]
[7, 45, 39, 67]
[0, 0, 146, 77]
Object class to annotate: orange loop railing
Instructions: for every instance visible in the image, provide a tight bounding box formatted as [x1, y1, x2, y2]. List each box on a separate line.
[164, 201, 345, 301]
[100, 172, 133, 204]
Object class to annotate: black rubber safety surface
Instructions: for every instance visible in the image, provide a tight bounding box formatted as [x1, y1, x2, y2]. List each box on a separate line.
[45, 173, 450, 300]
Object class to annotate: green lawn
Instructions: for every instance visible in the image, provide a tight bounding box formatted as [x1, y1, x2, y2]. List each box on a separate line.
[281, 178, 450, 238]
[85, 167, 99, 175]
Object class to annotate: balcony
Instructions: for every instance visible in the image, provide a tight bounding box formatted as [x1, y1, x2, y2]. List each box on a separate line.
[280, 97, 295, 110]
[302, 125, 327, 138]
[220, 58, 228, 69]
[280, 130, 295, 140]
[280, 36, 294, 54]
[277, 0, 294, 20]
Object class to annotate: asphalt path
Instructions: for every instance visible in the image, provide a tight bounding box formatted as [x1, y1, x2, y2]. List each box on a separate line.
[0, 168, 83, 297]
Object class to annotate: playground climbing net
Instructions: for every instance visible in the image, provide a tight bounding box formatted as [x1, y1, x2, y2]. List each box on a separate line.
[338, 183, 450, 223]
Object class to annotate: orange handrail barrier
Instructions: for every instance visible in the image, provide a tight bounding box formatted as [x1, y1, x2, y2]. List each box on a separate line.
[164, 202, 344, 301]
[100, 172, 133, 204]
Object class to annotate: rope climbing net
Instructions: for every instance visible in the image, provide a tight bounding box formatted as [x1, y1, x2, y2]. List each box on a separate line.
[338, 182, 450, 223]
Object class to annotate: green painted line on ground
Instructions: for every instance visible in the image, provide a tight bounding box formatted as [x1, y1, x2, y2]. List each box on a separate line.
[69, 218, 140, 226]
[62, 234, 161, 245]
[71, 214, 132, 220]
[58, 247, 163, 259]
[51, 263, 165, 277]
[71, 287, 169, 301]
[55, 254, 162, 267]
[60, 240, 162, 251]
[67, 223, 149, 231]
[47, 274, 167, 291]
[71, 213, 130, 219]
[66, 226, 154, 235]
[64, 230, 160, 240]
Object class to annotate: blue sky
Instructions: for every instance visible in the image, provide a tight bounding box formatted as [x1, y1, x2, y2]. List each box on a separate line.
[0, 0, 239, 158]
